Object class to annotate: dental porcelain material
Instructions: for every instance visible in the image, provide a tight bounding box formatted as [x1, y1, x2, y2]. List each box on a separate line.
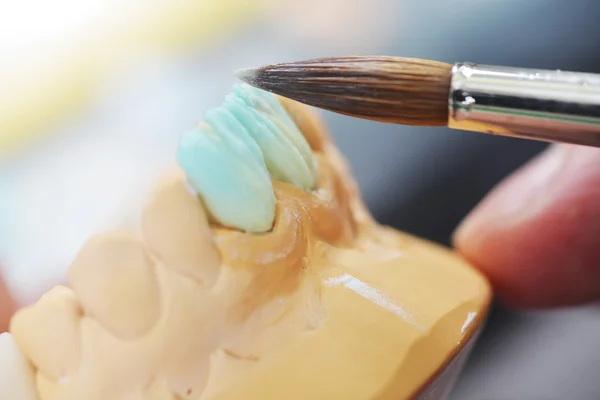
[178, 84, 318, 233]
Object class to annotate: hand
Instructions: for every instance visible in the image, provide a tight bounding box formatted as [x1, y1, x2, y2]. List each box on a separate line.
[454, 144, 600, 308]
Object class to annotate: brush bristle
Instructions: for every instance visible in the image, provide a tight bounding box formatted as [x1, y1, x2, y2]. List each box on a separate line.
[235, 56, 452, 127]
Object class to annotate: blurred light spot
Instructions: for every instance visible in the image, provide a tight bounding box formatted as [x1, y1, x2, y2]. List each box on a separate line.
[268, 0, 400, 47]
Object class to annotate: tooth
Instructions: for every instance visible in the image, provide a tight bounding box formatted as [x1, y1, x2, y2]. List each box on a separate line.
[0, 333, 38, 400]
[233, 84, 317, 188]
[68, 233, 161, 340]
[142, 171, 221, 286]
[177, 123, 276, 233]
[277, 96, 328, 152]
[205, 108, 268, 176]
[10, 286, 81, 384]
[224, 94, 315, 191]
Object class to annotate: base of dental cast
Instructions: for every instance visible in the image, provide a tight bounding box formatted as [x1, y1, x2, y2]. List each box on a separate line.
[1, 86, 491, 400]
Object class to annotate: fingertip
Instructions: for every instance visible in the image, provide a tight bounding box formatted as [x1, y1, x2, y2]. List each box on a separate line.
[455, 145, 600, 308]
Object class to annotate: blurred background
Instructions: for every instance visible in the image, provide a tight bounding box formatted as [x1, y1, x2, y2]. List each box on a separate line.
[1, 0, 600, 398]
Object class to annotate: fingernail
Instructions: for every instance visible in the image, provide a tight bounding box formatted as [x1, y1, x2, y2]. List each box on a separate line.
[456, 145, 570, 240]
[494, 145, 569, 216]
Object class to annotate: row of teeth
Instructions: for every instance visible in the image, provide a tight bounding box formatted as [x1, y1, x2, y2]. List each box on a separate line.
[178, 84, 318, 233]
[0, 86, 320, 399]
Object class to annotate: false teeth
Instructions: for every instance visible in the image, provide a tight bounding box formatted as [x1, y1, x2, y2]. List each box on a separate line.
[178, 123, 276, 233]
[177, 84, 317, 233]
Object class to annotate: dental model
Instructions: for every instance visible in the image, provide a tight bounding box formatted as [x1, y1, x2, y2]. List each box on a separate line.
[1, 84, 490, 400]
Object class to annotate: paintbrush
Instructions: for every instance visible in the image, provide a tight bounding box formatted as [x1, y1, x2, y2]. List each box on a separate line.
[235, 56, 600, 147]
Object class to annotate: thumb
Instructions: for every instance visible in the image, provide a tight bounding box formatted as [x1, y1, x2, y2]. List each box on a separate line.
[454, 144, 600, 308]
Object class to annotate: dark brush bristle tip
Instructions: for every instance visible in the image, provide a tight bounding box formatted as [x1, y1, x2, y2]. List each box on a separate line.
[235, 57, 453, 127]
[235, 64, 296, 90]
[234, 67, 259, 84]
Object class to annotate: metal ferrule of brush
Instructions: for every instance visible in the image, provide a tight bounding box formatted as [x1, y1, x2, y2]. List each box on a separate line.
[448, 63, 600, 146]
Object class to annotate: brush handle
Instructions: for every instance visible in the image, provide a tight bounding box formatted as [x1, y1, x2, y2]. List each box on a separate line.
[448, 63, 600, 147]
